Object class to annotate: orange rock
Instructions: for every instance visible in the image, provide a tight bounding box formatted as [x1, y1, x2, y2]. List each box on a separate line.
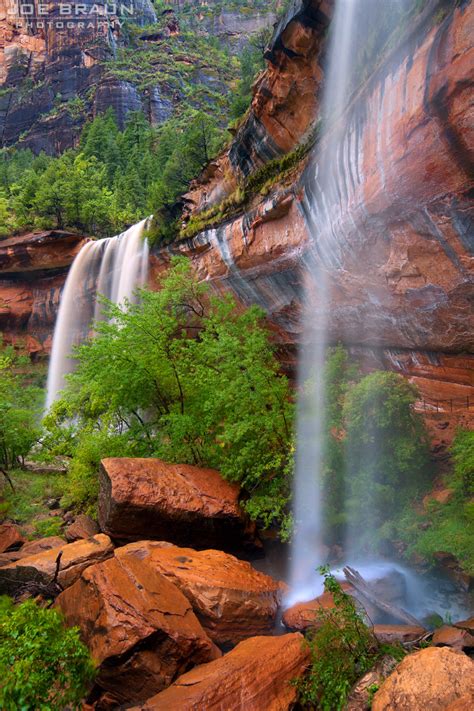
[116, 541, 284, 646]
[56, 552, 220, 707]
[99, 458, 260, 551]
[423, 488, 455, 509]
[282, 584, 353, 632]
[432, 625, 474, 652]
[65, 514, 99, 542]
[0, 535, 65, 565]
[129, 633, 309, 711]
[0, 534, 113, 595]
[373, 625, 426, 645]
[372, 647, 474, 711]
[0, 523, 23, 553]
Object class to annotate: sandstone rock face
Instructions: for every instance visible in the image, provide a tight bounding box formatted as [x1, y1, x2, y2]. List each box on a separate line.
[65, 514, 100, 542]
[0, 534, 113, 595]
[372, 647, 474, 711]
[99, 458, 259, 551]
[0, 230, 88, 355]
[56, 551, 220, 707]
[171, 0, 474, 439]
[116, 541, 284, 646]
[130, 633, 309, 711]
[0, 523, 23, 553]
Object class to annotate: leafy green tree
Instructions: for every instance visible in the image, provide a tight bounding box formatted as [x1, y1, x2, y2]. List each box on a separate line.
[45, 258, 293, 530]
[0, 597, 95, 710]
[0, 343, 41, 475]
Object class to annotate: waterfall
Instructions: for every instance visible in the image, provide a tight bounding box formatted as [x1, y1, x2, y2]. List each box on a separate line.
[287, 0, 360, 606]
[46, 218, 150, 410]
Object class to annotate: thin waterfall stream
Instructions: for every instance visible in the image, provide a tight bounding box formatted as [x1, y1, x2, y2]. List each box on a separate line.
[46, 218, 150, 410]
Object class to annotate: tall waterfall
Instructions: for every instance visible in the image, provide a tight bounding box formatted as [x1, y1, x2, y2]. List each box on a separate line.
[287, 0, 359, 606]
[46, 218, 150, 410]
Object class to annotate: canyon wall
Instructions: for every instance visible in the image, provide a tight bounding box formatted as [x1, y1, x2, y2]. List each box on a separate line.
[0, 230, 88, 355]
[158, 0, 473, 433]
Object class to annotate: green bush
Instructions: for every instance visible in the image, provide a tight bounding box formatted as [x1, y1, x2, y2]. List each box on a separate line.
[44, 257, 294, 532]
[296, 568, 391, 710]
[0, 343, 42, 473]
[0, 597, 95, 710]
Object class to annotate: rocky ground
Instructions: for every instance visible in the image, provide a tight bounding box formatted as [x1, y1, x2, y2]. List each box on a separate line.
[0, 456, 473, 709]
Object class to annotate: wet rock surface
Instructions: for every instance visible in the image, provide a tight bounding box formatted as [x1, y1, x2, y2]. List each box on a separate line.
[129, 633, 309, 711]
[56, 550, 220, 707]
[0, 534, 113, 596]
[116, 541, 284, 646]
[99, 458, 260, 552]
[372, 647, 474, 711]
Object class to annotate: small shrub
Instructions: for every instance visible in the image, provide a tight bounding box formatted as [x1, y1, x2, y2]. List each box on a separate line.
[0, 597, 95, 710]
[296, 568, 380, 710]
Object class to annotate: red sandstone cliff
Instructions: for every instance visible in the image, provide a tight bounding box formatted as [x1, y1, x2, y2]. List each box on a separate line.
[0, 230, 88, 355]
[151, 0, 473, 430]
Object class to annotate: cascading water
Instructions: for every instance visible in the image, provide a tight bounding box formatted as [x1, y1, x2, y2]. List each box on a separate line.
[46, 218, 150, 410]
[286, 0, 358, 607]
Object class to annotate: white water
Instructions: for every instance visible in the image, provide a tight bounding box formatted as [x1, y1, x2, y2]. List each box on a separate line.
[46, 218, 150, 410]
[287, 0, 358, 606]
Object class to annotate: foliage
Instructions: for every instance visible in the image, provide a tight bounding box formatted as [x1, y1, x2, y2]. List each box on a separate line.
[397, 428, 474, 575]
[296, 567, 381, 711]
[44, 258, 294, 530]
[0, 597, 95, 710]
[0, 469, 66, 526]
[0, 342, 42, 471]
[33, 516, 64, 538]
[0, 108, 226, 239]
[343, 371, 430, 553]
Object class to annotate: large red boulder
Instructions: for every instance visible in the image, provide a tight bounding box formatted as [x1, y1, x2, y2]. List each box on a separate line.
[116, 541, 284, 646]
[56, 551, 220, 707]
[130, 633, 309, 711]
[0, 535, 65, 566]
[372, 647, 474, 711]
[282, 584, 354, 632]
[0, 534, 113, 595]
[99, 458, 259, 551]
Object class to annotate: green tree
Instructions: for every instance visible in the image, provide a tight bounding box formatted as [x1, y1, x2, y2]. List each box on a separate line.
[45, 258, 293, 530]
[0, 597, 95, 710]
[0, 343, 41, 475]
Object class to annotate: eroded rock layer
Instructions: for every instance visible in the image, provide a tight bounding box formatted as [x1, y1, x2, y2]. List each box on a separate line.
[162, 0, 473, 428]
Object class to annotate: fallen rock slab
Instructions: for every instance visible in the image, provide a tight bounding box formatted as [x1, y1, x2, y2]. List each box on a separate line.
[372, 647, 474, 711]
[0, 534, 113, 595]
[0, 523, 24, 553]
[117, 541, 284, 646]
[129, 633, 309, 711]
[65, 514, 99, 542]
[99, 458, 259, 551]
[373, 625, 426, 645]
[0, 535, 65, 566]
[432, 624, 474, 651]
[56, 552, 220, 707]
